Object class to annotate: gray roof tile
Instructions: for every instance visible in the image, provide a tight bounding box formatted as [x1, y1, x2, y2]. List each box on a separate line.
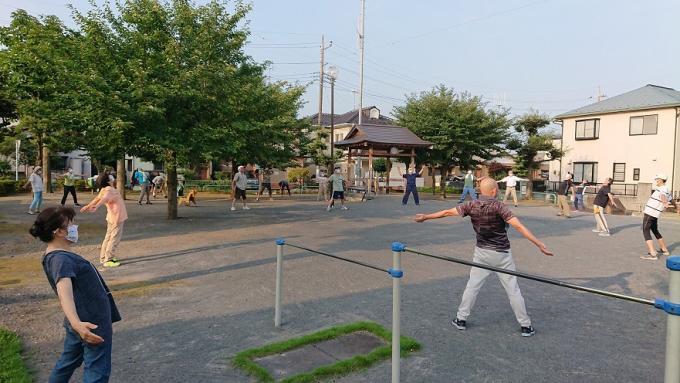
[554, 84, 680, 119]
[335, 124, 432, 148]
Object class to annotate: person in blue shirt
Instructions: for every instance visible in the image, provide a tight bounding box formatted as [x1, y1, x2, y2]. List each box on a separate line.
[30, 206, 121, 382]
[399, 165, 424, 205]
[135, 168, 151, 205]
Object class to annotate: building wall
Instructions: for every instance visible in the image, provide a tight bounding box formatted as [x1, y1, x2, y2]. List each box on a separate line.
[560, 107, 678, 187]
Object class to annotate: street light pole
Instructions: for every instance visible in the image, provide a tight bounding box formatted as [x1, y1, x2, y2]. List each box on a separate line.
[330, 78, 335, 158]
[15, 140, 20, 181]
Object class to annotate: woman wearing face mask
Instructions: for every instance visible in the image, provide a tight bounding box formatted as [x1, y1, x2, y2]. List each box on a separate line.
[80, 173, 128, 268]
[24, 166, 44, 215]
[30, 206, 121, 382]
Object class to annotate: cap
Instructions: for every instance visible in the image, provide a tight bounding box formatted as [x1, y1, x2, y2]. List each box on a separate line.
[654, 173, 668, 181]
[34, 166, 42, 171]
[238, 165, 245, 170]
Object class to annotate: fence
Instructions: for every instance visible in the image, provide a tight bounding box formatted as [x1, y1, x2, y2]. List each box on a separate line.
[546, 181, 639, 196]
[273, 239, 680, 383]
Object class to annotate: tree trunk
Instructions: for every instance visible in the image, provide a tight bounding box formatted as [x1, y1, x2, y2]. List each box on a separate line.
[116, 158, 126, 199]
[431, 166, 436, 195]
[440, 166, 449, 199]
[42, 144, 51, 193]
[166, 159, 178, 220]
[525, 176, 534, 200]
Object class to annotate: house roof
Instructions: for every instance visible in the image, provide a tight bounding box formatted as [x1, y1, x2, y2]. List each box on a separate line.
[334, 124, 433, 148]
[308, 106, 393, 126]
[554, 84, 680, 119]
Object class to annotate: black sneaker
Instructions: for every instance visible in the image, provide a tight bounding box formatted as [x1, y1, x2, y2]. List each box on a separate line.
[521, 326, 535, 337]
[451, 318, 466, 330]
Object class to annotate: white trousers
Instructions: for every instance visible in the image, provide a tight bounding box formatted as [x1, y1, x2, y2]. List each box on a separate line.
[457, 247, 531, 327]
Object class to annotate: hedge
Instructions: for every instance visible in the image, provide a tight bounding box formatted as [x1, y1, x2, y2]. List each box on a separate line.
[0, 179, 24, 196]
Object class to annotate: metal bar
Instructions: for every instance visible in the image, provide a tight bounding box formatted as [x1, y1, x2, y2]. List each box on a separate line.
[404, 248, 655, 306]
[665, 257, 680, 382]
[275, 242, 283, 328]
[285, 243, 389, 274]
[391, 247, 402, 383]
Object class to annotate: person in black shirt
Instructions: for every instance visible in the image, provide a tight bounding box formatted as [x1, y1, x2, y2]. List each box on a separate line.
[592, 178, 614, 237]
[30, 206, 121, 382]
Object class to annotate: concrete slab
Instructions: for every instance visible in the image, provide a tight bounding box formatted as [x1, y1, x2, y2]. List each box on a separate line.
[314, 331, 386, 360]
[253, 331, 386, 380]
[254, 345, 337, 381]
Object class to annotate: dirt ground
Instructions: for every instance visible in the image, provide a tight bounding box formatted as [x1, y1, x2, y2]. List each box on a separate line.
[1, 190, 679, 382]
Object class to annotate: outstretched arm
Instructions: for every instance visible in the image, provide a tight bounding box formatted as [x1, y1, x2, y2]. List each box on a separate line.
[397, 167, 403, 176]
[418, 166, 425, 175]
[414, 207, 460, 222]
[507, 217, 553, 256]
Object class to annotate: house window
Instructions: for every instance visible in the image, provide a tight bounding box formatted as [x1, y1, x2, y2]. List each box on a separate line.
[633, 168, 640, 181]
[629, 114, 658, 135]
[573, 162, 598, 183]
[612, 163, 626, 182]
[575, 119, 600, 140]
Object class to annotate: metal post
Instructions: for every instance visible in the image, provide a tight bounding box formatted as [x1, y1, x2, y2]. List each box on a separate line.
[663, 256, 680, 382]
[275, 238, 285, 328]
[390, 242, 405, 383]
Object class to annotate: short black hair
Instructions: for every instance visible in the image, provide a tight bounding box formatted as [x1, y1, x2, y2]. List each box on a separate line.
[29, 206, 76, 243]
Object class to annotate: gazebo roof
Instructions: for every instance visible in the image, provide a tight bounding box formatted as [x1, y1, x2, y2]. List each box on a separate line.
[334, 123, 432, 149]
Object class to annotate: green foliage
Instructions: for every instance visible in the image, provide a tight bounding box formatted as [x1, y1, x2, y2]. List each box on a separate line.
[372, 158, 387, 176]
[0, 179, 24, 196]
[233, 321, 421, 383]
[287, 167, 310, 183]
[394, 85, 510, 197]
[213, 171, 231, 180]
[180, 169, 197, 180]
[509, 112, 562, 177]
[0, 327, 32, 383]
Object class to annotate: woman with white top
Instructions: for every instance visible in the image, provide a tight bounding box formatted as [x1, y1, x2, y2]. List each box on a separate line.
[640, 174, 679, 260]
[24, 166, 44, 215]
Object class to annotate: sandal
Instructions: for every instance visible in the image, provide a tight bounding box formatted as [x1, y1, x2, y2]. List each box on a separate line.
[641, 253, 659, 260]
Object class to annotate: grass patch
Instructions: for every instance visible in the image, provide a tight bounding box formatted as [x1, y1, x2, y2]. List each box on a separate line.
[233, 321, 420, 383]
[109, 279, 187, 298]
[0, 328, 32, 383]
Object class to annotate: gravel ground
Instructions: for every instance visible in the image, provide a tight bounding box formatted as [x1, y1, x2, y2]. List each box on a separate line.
[1, 191, 678, 382]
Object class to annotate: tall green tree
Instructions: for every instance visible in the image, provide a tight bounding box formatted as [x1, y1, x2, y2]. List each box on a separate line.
[506, 111, 563, 198]
[394, 85, 510, 198]
[0, 10, 83, 189]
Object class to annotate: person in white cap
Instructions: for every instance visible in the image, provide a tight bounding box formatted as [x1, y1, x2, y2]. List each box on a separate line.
[24, 166, 44, 215]
[459, 170, 477, 203]
[499, 171, 527, 207]
[640, 173, 678, 260]
[231, 165, 250, 211]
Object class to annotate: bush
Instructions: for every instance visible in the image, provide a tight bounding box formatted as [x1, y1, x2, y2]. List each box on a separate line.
[180, 169, 198, 180]
[53, 178, 90, 191]
[287, 167, 310, 183]
[0, 179, 22, 196]
[213, 171, 231, 180]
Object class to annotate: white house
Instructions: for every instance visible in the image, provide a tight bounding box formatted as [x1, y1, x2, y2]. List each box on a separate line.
[553, 84, 680, 197]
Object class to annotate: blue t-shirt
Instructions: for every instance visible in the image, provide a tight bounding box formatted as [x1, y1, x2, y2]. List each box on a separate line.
[403, 173, 419, 187]
[42, 251, 121, 340]
[135, 171, 149, 185]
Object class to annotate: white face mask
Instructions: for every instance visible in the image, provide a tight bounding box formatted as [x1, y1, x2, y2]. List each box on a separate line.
[65, 224, 79, 243]
[335, 169, 340, 174]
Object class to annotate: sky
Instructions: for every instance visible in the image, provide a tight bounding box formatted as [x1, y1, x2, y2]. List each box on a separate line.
[2, 0, 679, 120]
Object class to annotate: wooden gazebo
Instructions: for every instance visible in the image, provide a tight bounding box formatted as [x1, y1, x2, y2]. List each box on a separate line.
[334, 123, 433, 195]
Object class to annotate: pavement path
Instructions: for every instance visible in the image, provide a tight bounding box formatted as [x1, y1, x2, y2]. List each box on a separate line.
[1, 191, 678, 382]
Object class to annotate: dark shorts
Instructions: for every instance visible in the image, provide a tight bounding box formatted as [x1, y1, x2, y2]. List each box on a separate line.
[332, 191, 344, 200]
[234, 188, 246, 200]
[642, 214, 662, 241]
[259, 182, 272, 192]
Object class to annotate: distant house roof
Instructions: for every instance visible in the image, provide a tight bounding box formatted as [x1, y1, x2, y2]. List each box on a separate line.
[554, 84, 680, 119]
[334, 124, 432, 149]
[308, 106, 393, 126]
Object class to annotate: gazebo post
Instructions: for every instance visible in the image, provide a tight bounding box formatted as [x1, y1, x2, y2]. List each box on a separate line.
[347, 148, 353, 184]
[368, 146, 373, 196]
[386, 157, 391, 194]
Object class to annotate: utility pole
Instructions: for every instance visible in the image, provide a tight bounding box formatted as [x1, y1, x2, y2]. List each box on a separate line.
[358, 0, 365, 125]
[317, 35, 332, 126]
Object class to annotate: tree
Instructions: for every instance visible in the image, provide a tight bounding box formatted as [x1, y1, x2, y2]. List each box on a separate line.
[506, 111, 563, 198]
[372, 158, 387, 177]
[394, 85, 510, 198]
[0, 10, 84, 191]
